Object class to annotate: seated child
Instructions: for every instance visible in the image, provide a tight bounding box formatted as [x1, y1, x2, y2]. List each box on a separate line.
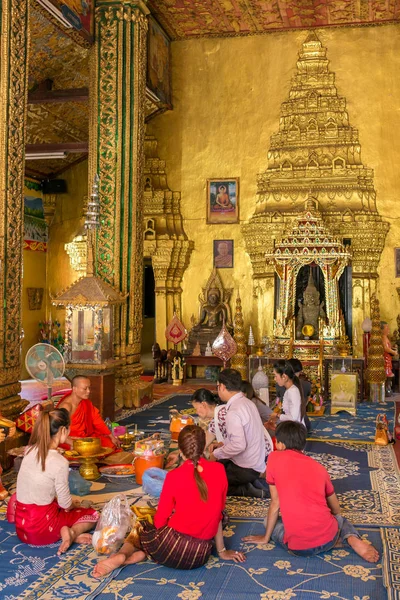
[93, 424, 245, 578]
[243, 421, 379, 562]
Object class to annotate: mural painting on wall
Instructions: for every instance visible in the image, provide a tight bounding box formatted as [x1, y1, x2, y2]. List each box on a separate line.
[147, 16, 172, 106]
[24, 181, 47, 252]
[43, 0, 93, 41]
[207, 178, 239, 224]
[395, 249, 400, 278]
[213, 240, 234, 269]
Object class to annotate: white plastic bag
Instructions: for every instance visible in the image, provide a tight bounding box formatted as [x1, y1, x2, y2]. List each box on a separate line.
[92, 493, 131, 555]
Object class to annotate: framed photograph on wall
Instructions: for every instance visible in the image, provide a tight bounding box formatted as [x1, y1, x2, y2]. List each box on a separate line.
[147, 16, 172, 107]
[207, 178, 239, 224]
[395, 248, 400, 277]
[213, 240, 234, 269]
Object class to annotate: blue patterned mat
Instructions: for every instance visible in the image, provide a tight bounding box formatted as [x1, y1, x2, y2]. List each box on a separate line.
[225, 441, 400, 527]
[308, 401, 395, 442]
[119, 394, 194, 435]
[382, 527, 400, 600]
[0, 519, 385, 600]
[120, 394, 396, 444]
[91, 521, 385, 600]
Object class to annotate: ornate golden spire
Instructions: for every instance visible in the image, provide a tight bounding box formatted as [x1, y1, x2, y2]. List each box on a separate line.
[230, 293, 247, 379]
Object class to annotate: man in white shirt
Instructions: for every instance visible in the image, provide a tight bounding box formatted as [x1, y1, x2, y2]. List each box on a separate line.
[211, 369, 268, 498]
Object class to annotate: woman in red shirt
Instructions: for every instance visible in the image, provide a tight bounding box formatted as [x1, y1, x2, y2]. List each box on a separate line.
[93, 425, 245, 578]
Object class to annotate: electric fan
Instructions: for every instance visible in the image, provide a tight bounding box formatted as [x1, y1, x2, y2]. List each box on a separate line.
[25, 343, 65, 400]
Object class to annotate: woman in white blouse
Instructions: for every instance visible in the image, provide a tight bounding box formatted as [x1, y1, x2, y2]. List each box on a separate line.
[8, 407, 99, 555]
[270, 361, 306, 425]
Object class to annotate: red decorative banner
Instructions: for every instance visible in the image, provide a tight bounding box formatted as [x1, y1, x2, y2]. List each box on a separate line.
[24, 240, 47, 253]
[165, 314, 187, 345]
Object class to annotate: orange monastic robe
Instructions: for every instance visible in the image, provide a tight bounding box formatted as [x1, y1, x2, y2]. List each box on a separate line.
[60, 395, 116, 449]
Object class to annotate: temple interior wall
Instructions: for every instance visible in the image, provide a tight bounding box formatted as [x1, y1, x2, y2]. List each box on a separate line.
[148, 25, 400, 342]
[46, 159, 88, 336]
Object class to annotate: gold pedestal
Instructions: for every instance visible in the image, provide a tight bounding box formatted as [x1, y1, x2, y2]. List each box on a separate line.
[66, 447, 114, 481]
[79, 456, 101, 480]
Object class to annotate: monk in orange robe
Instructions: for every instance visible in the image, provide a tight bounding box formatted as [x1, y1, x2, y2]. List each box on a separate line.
[58, 376, 119, 450]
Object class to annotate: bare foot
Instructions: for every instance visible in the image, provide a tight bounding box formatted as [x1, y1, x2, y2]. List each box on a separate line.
[92, 553, 126, 578]
[124, 550, 146, 565]
[75, 533, 92, 545]
[347, 536, 379, 563]
[58, 526, 75, 556]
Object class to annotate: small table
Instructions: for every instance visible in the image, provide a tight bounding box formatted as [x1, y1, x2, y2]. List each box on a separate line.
[185, 356, 226, 379]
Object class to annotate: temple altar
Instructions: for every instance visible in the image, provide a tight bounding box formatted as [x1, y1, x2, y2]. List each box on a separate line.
[266, 197, 351, 364]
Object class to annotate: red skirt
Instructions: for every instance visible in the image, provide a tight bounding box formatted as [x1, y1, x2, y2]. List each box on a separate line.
[10, 494, 99, 545]
[139, 522, 212, 570]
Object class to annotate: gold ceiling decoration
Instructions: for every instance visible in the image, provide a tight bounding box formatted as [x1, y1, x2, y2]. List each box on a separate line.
[26, 3, 89, 178]
[148, 0, 400, 40]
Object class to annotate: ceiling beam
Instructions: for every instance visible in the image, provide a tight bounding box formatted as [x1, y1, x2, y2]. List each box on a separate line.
[28, 87, 89, 104]
[25, 142, 88, 155]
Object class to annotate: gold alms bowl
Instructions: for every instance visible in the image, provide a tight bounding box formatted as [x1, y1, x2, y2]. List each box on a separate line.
[73, 437, 102, 456]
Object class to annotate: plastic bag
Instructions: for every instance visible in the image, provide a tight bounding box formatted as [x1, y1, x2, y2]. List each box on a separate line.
[92, 493, 131, 555]
[142, 467, 167, 498]
[68, 470, 91, 496]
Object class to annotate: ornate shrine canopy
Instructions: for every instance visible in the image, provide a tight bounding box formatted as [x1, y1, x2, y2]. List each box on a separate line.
[267, 198, 351, 275]
[269, 198, 351, 340]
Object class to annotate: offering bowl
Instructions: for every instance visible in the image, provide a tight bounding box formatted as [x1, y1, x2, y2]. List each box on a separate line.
[73, 437, 102, 457]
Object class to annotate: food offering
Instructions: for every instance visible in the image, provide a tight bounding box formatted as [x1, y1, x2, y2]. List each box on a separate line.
[99, 464, 136, 478]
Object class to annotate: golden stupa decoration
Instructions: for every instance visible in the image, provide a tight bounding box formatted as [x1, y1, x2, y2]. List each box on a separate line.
[53, 175, 126, 365]
[230, 293, 247, 379]
[366, 296, 386, 385]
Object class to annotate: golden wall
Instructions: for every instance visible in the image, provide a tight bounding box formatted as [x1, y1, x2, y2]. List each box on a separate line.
[148, 25, 400, 341]
[47, 159, 88, 329]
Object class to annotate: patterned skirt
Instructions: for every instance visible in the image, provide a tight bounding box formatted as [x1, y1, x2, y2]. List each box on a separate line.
[9, 494, 99, 545]
[139, 522, 212, 570]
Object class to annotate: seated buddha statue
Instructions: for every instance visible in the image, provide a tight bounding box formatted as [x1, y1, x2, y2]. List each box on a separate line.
[187, 277, 233, 354]
[296, 271, 326, 340]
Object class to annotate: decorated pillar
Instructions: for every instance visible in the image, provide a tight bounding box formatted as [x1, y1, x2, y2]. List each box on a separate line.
[91, 0, 151, 407]
[0, 0, 30, 417]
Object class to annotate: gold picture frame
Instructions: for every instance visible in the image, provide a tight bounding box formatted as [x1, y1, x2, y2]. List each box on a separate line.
[207, 178, 239, 224]
[330, 372, 357, 416]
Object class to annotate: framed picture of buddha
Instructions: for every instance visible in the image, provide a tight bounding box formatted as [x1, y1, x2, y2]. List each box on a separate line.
[207, 178, 239, 224]
[213, 240, 234, 269]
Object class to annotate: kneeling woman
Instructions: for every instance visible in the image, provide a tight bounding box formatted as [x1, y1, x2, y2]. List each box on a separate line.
[10, 407, 99, 554]
[93, 425, 245, 578]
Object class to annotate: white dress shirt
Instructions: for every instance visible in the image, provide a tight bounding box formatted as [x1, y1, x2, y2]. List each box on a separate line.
[213, 392, 266, 473]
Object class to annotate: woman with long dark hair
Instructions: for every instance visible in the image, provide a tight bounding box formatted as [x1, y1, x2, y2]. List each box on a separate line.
[9, 407, 99, 554]
[93, 424, 245, 578]
[271, 361, 306, 424]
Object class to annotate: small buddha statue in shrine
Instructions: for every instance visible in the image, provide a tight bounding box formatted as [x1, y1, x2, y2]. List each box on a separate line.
[192, 288, 228, 332]
[187, 271, 233, 354]
[296, 271, 326, 340]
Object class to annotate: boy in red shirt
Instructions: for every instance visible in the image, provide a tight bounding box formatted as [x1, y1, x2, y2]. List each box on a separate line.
[243, 421, 379, 562]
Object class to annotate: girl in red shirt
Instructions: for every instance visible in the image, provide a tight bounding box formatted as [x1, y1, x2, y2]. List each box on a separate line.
[93, 425, 245, 578]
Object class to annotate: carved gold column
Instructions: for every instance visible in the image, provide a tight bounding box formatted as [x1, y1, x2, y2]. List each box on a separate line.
[91, 1, 151, 408]
[143, 136, 194, 347]
[0, 0, 30, 417]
